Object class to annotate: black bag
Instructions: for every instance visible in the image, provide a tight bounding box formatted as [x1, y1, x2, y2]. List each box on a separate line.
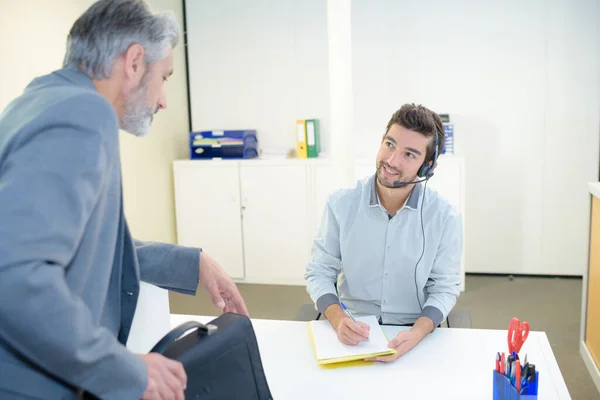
[151, 312, 273, 400]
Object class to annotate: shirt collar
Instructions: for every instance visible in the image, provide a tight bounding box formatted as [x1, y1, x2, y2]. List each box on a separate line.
[368, 174, 422, 211]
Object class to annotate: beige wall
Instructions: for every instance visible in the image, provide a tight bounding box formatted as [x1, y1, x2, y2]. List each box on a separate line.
[120, 0, 190, 244]
[0, 0, 189, 244]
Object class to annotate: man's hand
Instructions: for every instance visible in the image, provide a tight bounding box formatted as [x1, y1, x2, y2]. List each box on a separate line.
[324, 304, 369, 346]
[140, 353, 187, 400]
[199, 251, 249, 316]
[366, 317, 433, 363]
[336, 318, 370, 346]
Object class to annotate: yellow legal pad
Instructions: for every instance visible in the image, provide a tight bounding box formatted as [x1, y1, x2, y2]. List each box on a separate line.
[308, 315, 396, 367]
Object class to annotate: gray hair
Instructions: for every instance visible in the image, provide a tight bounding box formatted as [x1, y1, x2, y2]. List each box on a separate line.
[63, 0, 179, 79]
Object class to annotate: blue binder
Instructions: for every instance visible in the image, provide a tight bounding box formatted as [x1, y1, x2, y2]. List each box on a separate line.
[189, 130, 258, 160]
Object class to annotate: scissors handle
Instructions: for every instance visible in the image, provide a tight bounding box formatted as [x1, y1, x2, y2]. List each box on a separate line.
[517, 322, 530, 352]
[508, 318, 530, 354]
[520, 322, 530, 339]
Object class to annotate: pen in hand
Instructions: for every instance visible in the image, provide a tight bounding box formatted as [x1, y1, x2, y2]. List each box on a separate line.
[340, 302, 370, 341]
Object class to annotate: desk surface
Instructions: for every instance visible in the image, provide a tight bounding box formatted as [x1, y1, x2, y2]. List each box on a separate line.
[171, 314, 570, 400]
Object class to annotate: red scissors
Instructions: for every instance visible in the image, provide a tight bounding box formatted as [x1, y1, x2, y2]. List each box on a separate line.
[508, 317, 530, 354]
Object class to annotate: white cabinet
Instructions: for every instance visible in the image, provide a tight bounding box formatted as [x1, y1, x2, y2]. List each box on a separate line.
[173, 162, 245, 279]
[240, 164, 310, 283]
[174, 160, 311, 285]
[174, 157, 465, 288]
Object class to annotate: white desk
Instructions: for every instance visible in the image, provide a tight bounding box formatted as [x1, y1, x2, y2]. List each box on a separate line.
[171, 314, 571, 399]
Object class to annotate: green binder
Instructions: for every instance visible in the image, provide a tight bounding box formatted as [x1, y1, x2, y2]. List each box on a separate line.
[305, 119, 320, 158]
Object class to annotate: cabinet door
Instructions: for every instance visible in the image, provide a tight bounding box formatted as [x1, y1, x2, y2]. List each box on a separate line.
[240, 164, 310, 284]
[173, 162, 245, 279]
[586, 196, 600, 367]
[313, 164, 334, 241]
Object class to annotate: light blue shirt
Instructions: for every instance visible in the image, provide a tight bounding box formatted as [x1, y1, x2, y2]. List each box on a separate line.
[305, 175, 463, 326]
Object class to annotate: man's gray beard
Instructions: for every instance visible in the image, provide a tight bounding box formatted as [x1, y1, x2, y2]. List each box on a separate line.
[121, 74, 155, 137]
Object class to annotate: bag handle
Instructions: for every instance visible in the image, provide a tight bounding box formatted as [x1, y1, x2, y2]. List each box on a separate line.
[151, 321, 214, 354]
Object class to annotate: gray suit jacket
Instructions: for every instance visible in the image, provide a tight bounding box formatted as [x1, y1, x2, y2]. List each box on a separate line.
[0, 66, 200, 399]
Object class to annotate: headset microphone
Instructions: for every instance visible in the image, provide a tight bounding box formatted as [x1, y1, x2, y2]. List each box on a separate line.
[391, 177, 428, 188]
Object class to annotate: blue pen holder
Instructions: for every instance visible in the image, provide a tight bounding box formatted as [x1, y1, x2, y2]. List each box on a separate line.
[493, 371, 539, 400]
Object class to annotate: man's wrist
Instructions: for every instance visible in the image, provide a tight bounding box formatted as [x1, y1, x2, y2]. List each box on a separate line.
[324, 304, 346, 329]
[412, 316, 434, 338]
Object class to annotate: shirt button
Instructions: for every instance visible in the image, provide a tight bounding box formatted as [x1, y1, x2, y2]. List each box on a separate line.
[387, 246, 391, 252]
[126, 292, 134, 296]
[384, 273, 388, 279]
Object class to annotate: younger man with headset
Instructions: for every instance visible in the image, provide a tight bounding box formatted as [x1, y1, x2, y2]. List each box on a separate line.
[305, 103, 462, 362]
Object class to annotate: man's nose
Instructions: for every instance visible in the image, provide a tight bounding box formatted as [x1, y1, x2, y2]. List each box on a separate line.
[157, 87, 167, 110]
[386, 151, 403, 169]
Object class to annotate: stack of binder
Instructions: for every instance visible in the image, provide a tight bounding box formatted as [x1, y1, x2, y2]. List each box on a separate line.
[296, 119, 320, 158]
[189, 130, 259, 160]
[439, 113, 454, 155]
[443, 123, 454, 155]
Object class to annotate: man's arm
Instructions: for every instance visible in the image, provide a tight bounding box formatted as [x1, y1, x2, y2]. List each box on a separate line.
[420, 211, 463, 328]
[0, 95, 146, 399]
[305, 199, 342, 313]
[135, 240, 200, 295]
[136, 243, 248, 315]
[305, 199, 370, 344]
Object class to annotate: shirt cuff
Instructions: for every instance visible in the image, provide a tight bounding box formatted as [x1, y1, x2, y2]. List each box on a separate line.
[316, 293, 339, 314]
[420, 306, 444, 328]
[168, 246, 200, 295]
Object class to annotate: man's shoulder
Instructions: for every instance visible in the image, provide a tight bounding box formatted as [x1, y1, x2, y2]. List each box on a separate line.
[422, 185, 461, 220]
[0, 69, 118, 155]
[23, 69, 115, 122]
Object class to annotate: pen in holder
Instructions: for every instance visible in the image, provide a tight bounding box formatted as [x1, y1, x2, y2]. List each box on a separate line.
[495, 317, 537, 399]
[493, 370, 539, 400]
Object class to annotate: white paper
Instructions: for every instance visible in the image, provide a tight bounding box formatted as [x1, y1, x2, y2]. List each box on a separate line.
[310, 315, 391, 361]
[307, 121, 315, 146]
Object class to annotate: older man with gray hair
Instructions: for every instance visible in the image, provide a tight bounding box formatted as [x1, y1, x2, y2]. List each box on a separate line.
[0, 0, 247, 399]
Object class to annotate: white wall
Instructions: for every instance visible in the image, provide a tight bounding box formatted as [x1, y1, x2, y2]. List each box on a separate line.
[185, 0, 331, 155]
[185, 0, 600, 276]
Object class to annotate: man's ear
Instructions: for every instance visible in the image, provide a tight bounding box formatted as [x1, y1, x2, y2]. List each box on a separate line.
[123, 44, 146, 83]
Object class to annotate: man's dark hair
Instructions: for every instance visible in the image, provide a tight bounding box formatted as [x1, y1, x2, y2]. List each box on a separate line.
[385, 103, 445, 162]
